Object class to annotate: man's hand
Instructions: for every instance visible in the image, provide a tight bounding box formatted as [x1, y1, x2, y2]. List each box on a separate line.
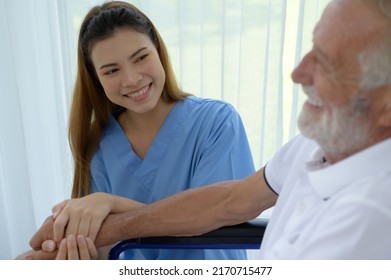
[15, 249, 57, 260]
[15, 235, 98, 260]
[29, 215, 55, 251]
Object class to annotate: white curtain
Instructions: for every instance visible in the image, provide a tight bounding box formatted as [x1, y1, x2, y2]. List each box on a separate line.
[0, 0, 329, 259]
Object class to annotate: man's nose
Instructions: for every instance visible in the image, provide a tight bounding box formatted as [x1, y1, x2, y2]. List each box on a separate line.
[291, 52, 315, 86]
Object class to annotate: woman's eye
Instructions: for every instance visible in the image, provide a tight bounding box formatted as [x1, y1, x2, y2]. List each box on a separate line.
[104, 69, 118, 75]
[136, 54, 148, 63]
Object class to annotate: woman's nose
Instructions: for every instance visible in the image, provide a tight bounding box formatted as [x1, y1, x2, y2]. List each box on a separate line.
[291, 52, 315, 86]
[121, 66, 142, 88]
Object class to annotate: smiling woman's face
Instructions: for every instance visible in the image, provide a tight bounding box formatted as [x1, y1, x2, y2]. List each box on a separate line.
[91, 28, 165, 114]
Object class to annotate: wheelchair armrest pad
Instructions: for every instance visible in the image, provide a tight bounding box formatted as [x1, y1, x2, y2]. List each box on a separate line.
[108, 218, 268, 259]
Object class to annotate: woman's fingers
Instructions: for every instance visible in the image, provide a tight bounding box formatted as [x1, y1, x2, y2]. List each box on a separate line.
[56, 235, 80, 260]
[75, 215, 92, 239]
[65, 235, 79, 260]
[52, 200, 68, 219]
[53, 210, 70, 242]
[55, 239, 68, 260]
[77, 235, 99, 260]
[85, 237, 98, 259]
[76, 235, 90, 260]
[55, 235, 97, 260]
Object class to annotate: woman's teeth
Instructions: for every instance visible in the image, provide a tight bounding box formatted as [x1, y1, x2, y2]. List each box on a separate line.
[126, 85, 149, 98]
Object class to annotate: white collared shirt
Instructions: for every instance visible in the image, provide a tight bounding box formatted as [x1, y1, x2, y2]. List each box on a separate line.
[261, 135, 391, 259]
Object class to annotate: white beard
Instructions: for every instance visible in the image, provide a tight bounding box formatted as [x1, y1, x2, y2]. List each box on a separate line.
[298, 86, 370, 156]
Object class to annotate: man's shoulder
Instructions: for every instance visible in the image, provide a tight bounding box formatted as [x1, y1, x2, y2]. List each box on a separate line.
[282, 134, 319, 157]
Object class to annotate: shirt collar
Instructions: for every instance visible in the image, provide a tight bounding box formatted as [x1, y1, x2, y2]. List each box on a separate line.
[307, 138, 391, 200]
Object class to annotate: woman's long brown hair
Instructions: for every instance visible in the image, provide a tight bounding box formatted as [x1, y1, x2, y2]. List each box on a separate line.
[69, 1, 189, 198]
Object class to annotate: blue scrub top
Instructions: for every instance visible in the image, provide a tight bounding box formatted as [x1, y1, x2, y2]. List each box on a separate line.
[91, 96, 255, 259]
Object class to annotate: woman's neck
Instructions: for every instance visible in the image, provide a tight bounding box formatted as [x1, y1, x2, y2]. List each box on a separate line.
[117, 98, 176, 159]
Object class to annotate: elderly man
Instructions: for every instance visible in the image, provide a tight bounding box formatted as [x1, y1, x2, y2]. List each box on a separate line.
[28, 0, 391, 259]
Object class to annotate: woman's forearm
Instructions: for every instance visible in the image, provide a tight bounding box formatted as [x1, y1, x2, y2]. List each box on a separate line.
[107, 193, 145, 213]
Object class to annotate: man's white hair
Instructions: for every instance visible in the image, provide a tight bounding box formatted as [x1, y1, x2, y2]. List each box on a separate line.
[359, 0, 391, 90]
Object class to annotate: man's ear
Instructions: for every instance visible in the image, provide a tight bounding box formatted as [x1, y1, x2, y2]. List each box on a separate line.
[379, 88, 391, 127]
[380, 110, 391, 126]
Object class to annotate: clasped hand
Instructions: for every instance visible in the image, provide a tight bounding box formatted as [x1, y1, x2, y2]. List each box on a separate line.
[25, 192, 144, 259]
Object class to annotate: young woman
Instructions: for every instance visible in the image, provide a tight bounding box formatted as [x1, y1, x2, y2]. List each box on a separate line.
[50, 1, 255, 260]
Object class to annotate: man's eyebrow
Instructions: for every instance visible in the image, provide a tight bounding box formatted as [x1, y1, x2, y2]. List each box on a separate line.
[99, 47, 148, 70]
[313, 45, 337, 74]
[313, 46, 329, 64]
[311, 25, 331, 66]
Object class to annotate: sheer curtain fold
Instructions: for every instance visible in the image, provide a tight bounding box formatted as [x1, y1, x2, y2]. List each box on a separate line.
[0, 0, 71, 258]
[0, 1, 34, 258]
[0, 0, 329, 259]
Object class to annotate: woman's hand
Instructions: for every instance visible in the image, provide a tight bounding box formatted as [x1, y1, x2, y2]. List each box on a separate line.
[52, 193, 111, 243]
[52, 193, 144, 243]
[56, 235, 98, 260]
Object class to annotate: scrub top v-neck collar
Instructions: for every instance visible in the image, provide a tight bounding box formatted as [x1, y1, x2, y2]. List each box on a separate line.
[104, 100, 187, 190]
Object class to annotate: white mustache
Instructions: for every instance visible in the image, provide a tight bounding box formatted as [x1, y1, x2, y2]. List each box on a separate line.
[302, 86, 323, 107]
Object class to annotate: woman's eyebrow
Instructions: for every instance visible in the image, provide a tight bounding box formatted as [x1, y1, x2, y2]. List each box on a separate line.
[128, 47, 147, 60]
[99, 47, 148, 70]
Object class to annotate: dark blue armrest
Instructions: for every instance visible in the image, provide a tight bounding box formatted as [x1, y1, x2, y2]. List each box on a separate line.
[108, 218, 268, 260]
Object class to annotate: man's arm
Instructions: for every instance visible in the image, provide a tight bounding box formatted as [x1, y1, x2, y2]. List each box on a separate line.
[94, 168, 277, 247]
[30, 168, 277, 250]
